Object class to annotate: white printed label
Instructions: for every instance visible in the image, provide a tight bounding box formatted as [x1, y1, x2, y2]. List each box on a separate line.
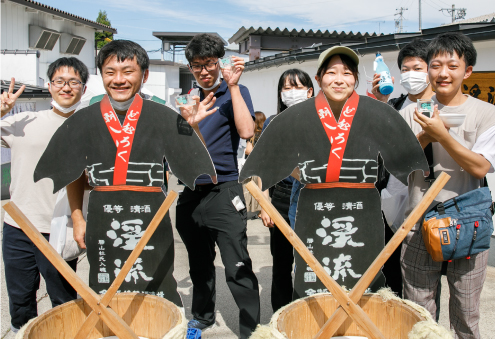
[232, 195, 245, 211]
[98, 273, 110, 283]
[304, 272, 317, 282]
[379, 71, 392, 84]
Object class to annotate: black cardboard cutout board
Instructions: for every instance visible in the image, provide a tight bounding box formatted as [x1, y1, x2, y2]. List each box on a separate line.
[239, 94, 428, 299]
[34, 96, 216, 306]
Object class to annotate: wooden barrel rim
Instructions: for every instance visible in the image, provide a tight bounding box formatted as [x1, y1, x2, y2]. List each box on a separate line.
[277, 293, 427, 336]
[23, 293, 181, 339]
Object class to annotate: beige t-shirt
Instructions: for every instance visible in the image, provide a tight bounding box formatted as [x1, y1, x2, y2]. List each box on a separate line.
[400, 95, 495, 230]
[1, 110, 67, 233]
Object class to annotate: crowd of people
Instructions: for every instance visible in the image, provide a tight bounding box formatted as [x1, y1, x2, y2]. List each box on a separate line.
[1, 31, 494, 339]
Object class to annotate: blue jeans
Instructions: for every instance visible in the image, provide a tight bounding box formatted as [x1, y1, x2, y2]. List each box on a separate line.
[288, 180, 303, 228]
[2, 223, 77, 329]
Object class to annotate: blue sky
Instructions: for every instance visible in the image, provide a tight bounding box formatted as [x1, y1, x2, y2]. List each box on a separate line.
[45, 0, 494, 60]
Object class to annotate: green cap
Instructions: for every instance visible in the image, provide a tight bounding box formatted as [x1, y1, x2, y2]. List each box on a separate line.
[317, 46, 360, 70]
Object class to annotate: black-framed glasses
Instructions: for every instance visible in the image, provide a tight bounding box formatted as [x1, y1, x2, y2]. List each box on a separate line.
[51, 79, 84, 89]
[189, 62, 218, 73]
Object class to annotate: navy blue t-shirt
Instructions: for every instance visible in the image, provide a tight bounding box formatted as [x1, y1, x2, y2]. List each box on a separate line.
[196, 80, 255, 184]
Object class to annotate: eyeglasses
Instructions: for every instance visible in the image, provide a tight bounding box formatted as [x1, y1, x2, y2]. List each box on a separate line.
[51, 79, 84, 89]
[189, 62, 218, 73]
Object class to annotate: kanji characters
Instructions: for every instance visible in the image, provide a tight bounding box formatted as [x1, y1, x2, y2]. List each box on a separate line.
[331, 254, 362, 281]
[329, 216, 364, 248]
[114, 258, 153, 284]
[318, 107, 331, 119]
[103, 112, 117, 123]
[106, 218, 154, 251]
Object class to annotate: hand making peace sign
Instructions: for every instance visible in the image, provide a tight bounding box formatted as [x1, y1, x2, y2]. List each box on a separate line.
[1, 78, 26, 117]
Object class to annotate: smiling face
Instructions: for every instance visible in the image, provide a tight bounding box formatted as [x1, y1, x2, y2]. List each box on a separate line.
[101, 55, 149, 102]
[189, 57, 220, 89]
[48, 66, 85, 108]
[428, 51, 472, 99]
[316, 55, 356, 103]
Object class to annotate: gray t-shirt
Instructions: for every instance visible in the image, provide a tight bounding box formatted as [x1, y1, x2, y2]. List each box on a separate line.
[400, 95, 495, 230]
[1, 110, 67, 233]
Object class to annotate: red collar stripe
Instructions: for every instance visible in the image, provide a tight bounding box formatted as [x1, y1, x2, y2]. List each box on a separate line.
[100, 94, 143, 185]
[314, 90, 360, 182]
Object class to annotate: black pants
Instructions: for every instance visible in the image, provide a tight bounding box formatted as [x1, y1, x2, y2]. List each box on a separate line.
[269, 183, 294, 312]
[382, 220, 403, 298]
[2, 223, 78, 329]
[175, 181, 260, 339]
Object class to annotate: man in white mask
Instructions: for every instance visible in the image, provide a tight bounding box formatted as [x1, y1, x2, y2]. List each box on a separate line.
[372, 38, 434, 110]
[371, 38, 437, 306]
[1, 57, 87, 332]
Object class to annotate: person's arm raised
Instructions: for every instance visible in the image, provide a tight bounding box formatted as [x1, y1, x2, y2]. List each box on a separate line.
[414, 106, 491, 179]
[1, 78, 25, 117]
[222, 57, 254, 140]
[180, 93, 218, 146]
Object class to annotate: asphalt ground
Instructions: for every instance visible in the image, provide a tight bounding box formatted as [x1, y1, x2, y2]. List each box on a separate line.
[1, 178, 495, 338]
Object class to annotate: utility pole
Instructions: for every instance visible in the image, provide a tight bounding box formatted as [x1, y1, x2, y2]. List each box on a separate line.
[395, 7, 408, 33]
[440, 4, 467, 23]
[419, 0, 422, 31]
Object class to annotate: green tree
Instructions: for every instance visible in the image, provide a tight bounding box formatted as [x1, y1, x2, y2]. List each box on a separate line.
[95, 10, 113, 49]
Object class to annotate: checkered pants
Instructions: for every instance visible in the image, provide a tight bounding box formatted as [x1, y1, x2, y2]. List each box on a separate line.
[401, 228, 488, 339]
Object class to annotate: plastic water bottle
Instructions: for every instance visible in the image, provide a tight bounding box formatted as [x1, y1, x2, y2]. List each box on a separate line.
[374, 52, 394, 95]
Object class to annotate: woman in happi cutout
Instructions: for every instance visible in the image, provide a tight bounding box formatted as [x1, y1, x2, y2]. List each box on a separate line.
[240, 46, 428, 299]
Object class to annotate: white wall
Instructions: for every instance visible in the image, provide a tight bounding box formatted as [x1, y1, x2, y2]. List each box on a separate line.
[1, 1, 99, 82]
[241, 40, 495, 117]
[144, 64, 180, 104]
[1, 53, 39, 86]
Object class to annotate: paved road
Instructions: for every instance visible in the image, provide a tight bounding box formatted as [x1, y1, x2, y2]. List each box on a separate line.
[2, 181, 495, 338]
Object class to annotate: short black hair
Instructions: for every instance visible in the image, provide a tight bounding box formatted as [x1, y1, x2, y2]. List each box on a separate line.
[397, 38, 429, 69]
[316, 54, 360, 88]
[427, 32, 477, 67]
[97, 40, 149, 73]
[277, 69, 314, 113]
[47, 57, 89, 84]
[185, 33, 225, 63]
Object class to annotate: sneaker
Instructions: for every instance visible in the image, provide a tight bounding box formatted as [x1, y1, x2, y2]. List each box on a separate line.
[187, 319, 215, 331]
[11, 325, 19, 333]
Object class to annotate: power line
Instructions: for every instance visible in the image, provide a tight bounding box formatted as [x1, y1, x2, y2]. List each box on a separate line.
[395, 7, 408, 33]
[440, 4, 467, 23]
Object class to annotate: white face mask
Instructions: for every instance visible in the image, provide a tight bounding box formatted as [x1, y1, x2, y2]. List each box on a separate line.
[281, 89, 309, 107]
[49, 83, 84, 114]
[196, 75, 222, 91]
[109, 76, 145, 111]
[400, 71, 429, 95]
[51, 99, 80, 114]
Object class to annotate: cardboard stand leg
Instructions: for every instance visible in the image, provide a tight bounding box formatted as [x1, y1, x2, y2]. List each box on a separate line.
[245, 181, 385, 339]
[2, 190, 178, 339]
[313, 173, 449, 339]
[245, 172, 449, 339]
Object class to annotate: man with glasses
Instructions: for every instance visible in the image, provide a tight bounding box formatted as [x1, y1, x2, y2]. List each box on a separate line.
[1, 57, 87, 332]
[176, 33, 259, 339]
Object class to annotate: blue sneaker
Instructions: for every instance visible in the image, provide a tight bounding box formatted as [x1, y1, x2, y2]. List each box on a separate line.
[187, 319, 214, 331]
[186, 328, 202, 339]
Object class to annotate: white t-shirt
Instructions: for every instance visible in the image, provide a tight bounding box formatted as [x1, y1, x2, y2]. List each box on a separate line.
[399, 95, 495, 230]
[1, 110, 67, 233]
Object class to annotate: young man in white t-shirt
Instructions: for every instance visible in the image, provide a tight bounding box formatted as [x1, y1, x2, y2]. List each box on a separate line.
[400, 33, 495, 339]
[372, 39, 439, 304]
[1, 57, 88, 332]
[372, 38, 434, 111]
